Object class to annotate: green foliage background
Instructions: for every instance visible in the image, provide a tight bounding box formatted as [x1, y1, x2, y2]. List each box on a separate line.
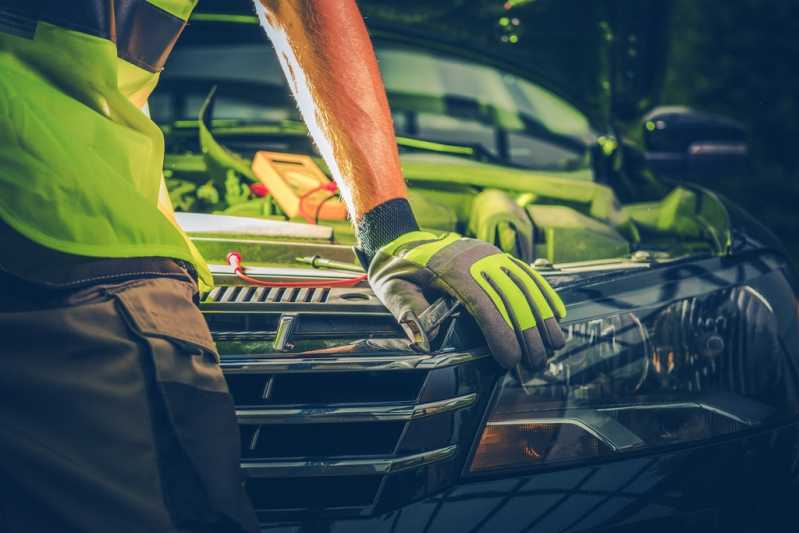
[661, 0, 799, 263]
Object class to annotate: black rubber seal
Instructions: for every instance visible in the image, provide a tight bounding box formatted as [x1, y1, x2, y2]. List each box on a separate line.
[355, 198, 419, 266]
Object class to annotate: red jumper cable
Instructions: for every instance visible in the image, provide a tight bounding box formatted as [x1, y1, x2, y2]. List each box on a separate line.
[297, 181, 339, 224]
[226, 251, 367, 288]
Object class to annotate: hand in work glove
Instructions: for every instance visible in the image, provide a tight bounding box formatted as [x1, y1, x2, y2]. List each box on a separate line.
[366, 230, 567, 370]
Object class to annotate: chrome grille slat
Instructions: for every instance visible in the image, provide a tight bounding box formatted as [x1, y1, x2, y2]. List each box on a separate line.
[236, 393, 477, 424]
[229, 286, 244, 302]
[207, 286, 224, 301]
[221, 350, 489, 374]
[218, 286, 234, 302]
[297, 287, 312, 303]
[236, 287, 254, 303]
[202, 285, 338, 305]
[242, 445, 457, 478]
[213, 331, 275, 341]
[314, 287, 330, 303]
[253, 287, 269, 303]
[282, 287, 299, 303]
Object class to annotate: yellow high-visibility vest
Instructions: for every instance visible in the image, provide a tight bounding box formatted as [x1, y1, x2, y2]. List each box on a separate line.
[0, 0, 212, 288]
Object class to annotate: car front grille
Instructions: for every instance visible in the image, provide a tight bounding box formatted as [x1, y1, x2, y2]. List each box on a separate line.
[202, 284, 498, 519]
[207, 284, 332, 305]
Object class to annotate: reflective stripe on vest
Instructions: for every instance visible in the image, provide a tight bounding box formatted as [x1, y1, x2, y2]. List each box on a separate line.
[0, 0, 191, 72]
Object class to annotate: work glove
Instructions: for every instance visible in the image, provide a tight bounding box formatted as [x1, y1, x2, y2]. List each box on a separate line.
[368, 231, 567, 370]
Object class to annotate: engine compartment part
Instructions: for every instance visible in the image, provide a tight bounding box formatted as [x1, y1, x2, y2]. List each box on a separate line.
[251, 151, 347, 222]
[527, 205, 630, 264]
[467, 189, 534, 262]
[175, 212, 333, 240]
[226, 251, 368, 289]
[624, 186, 732, 255]
[164, 88, 735, 269]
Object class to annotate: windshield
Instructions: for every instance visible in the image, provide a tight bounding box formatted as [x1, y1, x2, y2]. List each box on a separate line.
[151, 24, 595, 171]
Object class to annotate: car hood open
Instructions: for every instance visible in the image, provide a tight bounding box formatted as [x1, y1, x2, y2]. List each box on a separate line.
[194, 0, 671, 127]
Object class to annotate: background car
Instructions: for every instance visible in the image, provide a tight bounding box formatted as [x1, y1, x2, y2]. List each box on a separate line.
[153, 1, 799, 531]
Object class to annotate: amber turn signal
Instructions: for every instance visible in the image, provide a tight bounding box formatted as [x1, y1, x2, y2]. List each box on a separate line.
[470, 421, 611, 473]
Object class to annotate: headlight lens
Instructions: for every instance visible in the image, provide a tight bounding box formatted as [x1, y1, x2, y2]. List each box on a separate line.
[470, 274, 799, 475]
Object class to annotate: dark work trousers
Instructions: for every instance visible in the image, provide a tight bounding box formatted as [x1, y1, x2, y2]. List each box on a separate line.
[0, 272, 259, 533]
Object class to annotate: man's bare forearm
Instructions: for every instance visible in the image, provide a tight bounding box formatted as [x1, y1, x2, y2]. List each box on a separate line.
[255, 0, 407, 220]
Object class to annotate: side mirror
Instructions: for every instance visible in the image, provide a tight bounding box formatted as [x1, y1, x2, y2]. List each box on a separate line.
[642, 106, 749, 180]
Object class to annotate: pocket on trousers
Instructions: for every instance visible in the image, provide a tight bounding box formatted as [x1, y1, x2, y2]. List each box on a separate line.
[113, 279, 258, 533]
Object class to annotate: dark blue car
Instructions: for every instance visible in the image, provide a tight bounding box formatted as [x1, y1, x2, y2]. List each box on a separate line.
[154, 1, 799, 531]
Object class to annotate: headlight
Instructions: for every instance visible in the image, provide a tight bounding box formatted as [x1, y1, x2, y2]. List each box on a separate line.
[469, 268, 799, 475]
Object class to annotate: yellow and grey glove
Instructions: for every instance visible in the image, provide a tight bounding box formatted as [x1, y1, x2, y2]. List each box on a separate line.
[367, 229, 567, 370]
